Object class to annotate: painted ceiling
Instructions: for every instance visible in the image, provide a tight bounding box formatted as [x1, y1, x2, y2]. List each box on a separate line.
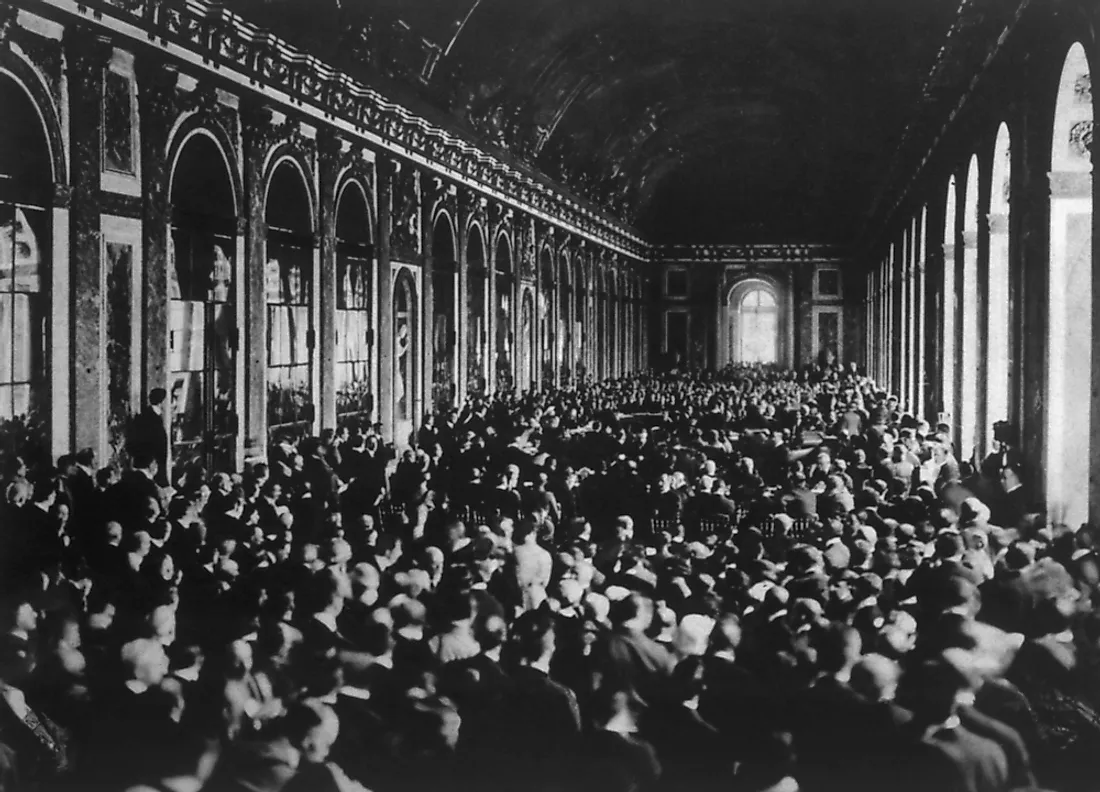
[249, 0, 964, 244]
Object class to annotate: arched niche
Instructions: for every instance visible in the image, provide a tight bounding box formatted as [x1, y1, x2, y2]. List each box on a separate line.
[466, 224, 488, 398]
[1047, 42, 1093, 528]
[168, 132, 239, 477]
[335, 180, 374, 427]
[264, 158, 316, 444]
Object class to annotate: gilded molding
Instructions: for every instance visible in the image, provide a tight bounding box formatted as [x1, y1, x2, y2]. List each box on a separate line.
[49, 0, 648, 259]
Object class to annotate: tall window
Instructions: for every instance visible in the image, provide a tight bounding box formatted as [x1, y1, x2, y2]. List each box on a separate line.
[466, 227, 488, 399]
[1048, 43, 1093, 527]
[0, 76, 52, 468]
[960, 155, 981, 459]
[266, 161, 315, 443]
[430, 215, 456, 411]
[987, 124, 1011, 447]
[739, 289, 778, 364]
[335, 183, 373, 427]
[169, 135, 237, 476]
[942, 176, 957, 428]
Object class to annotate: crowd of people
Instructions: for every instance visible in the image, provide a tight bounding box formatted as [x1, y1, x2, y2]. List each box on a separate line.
[2, 363, 1100, 792]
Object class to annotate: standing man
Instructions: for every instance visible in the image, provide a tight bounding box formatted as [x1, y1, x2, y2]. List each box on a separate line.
[130, 388, 169, 487]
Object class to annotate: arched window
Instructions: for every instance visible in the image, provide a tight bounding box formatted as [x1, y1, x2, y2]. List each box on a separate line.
[0, 74, 52, 468]
[169, 134, 238, 475]
[987, 124, 1011, 448]
[430, 214, 456, 411]
[961, 154, 981, 459]
[466, 226, 487, 399]
[265, 159, 315, 444]
[738, 288, 778, 364]
[1048, 43, 1093, 527]
[942, 175, 958, 427]
[335, 182, 374, 428]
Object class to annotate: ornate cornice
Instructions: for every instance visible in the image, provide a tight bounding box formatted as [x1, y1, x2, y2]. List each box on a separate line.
[35, 0, 648, 259]
[657, 243, 847, 264]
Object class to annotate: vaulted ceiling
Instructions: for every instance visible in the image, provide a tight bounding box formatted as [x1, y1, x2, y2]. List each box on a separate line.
[256, 0, 963, 244]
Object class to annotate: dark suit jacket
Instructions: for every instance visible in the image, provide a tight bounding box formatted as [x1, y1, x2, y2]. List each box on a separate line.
[573, 730, 661, 792]
[903, 724, 1009, 792]
[644, 704, 724, 792]
[129, 408, 169, 481]
[107, 471, 161, 531]
[504, 665, 581, 762]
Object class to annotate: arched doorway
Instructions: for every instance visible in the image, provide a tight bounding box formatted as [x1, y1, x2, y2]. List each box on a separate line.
[430, 214, 456, 411]
[466, 225, 487, 399]
[335, 181, 374, 428]
[0, 74, 52, 470]
[494, 234, 513, 393]
[393, 270, 418, 445]
[1047, 43, 1093, 527]
[265, 159, 315, 445]
[169, 133, 238, 477]
[987, 124, 1011, 448]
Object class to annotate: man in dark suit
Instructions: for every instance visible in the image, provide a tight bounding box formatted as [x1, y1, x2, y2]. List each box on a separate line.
[592, 593, 676, 704]
[68, 447, 99, 536]
[107, 452, 162, 533]
[297, 569, 354, 657]
[898, 661, 1010, 792]
[502, 609, 581, 789]
[129, 388, 170, 486]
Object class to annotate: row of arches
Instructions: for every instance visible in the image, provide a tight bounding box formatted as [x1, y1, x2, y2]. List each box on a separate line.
[0, 51, 648, 475]
[427, 210, 646, 412]
[865, 39, 1095, 528]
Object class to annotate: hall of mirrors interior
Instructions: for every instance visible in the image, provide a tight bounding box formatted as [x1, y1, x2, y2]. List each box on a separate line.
[3, 0, 1100, 789]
